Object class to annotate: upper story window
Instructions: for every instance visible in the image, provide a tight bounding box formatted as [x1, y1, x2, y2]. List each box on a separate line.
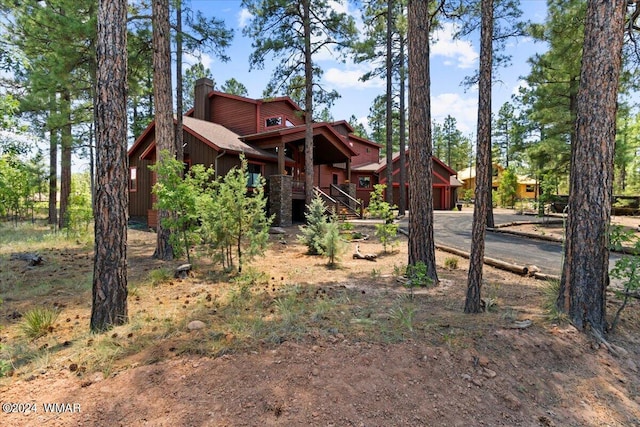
[265, 116, 282, 127]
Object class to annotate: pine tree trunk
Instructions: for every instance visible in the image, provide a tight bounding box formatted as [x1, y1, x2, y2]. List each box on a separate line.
[398, 28, 407, 215]
[407, 0, 438, 283]
[58, 90, 72, 230]
[152, 0, 175, 260]
[175, 1, 184, 165]
[303, 0, 314, 206]
[385, 0, 394, 204]
[465, 0, 493, 314]
[558, 0, 625, 334]
[48, 124, 58, 226]
[91, 0, 128, 332]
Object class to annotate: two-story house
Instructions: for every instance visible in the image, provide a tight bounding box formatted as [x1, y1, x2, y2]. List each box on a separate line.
[128, 78, 461, 227]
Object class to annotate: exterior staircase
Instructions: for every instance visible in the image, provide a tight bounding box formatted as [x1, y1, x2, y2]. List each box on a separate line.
[313, 186, 363, 220]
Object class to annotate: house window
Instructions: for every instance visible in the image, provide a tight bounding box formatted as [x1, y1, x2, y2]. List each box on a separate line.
[247, 162, 262, 188]
[265, 116, 282, 127]
[525, 185, 535, 193]
[129, 167, 137, 192]
[285, 118, 295, 127]
[358, 176, 371, 189]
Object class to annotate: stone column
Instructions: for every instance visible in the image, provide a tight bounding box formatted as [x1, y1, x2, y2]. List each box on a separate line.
[269, 174, 292, 227]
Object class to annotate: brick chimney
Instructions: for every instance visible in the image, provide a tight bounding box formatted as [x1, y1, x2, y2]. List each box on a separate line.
[194, 78, 214, 121]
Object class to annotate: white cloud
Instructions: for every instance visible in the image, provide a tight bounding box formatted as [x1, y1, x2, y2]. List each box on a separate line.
[512, 79, 529, 97]
[431, 23, 478, 69]
[183, 51, 214, 70]
[323, 66, 385, 90]
[328, 0, 349, 15]
[238, 8, 252, 28]
[431, 93, 478, 134]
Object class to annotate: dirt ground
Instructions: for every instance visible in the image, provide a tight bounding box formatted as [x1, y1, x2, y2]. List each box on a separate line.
[1, 217, 640, 427]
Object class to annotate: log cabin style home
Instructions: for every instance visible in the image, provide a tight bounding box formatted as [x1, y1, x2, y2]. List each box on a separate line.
[128, 78, 462, 227]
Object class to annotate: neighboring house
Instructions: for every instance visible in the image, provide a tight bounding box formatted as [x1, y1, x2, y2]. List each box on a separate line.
[457, 164, 539, 200]
[128, 78, 461, 227]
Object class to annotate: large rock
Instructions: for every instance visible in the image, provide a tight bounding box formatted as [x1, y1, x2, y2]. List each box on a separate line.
[187, 320, 206, 331]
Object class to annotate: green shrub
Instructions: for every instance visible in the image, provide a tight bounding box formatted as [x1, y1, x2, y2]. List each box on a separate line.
[148, 268, 173, 286]
[444, 257, 458, 270]
[541, 280, 568, 323]
[65, 172, 94, 235]
[20, 307, 59, 339]
[609, 227, 640, 332]
[320, 219, 346, 267]
[406, 262, 432, 287]
[298, 193, 329, 255]
[367, 184, 398, 253]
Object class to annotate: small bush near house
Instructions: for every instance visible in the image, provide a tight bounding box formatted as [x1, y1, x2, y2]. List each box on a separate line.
[298, 193, 329, 255]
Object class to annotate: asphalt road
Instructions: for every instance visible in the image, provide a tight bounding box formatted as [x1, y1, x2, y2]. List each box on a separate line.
[429, 211, 563, 276]
[398, 210, 625, 284]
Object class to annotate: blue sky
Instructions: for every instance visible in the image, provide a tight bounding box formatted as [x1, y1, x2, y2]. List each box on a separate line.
[183, 0, 548, 137]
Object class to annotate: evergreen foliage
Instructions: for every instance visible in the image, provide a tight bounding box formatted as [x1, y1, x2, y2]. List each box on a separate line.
[609, 227, 640, 332]
[0, 152, 47, 223]
[298, 193, 329, 255]
[497, 168, 518, 208]
[209, 156, 272, 273]
[151, 152, 202, 264]
[319, 218, 346, 267]
[152, 153, 272, 272]
[367, 184, 398, 253]
[65, 172, 93, 235]
[433, 115, 473, 171]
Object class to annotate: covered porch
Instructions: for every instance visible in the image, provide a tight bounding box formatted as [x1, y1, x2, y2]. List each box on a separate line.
[243, 123, 358, 225]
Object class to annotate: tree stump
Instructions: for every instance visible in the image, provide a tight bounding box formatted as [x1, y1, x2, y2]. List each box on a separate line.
[174, 263, 192, 279]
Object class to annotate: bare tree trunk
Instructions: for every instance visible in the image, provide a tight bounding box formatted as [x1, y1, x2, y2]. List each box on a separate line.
[465, 0, 493, 314]
[152, 0, 175, 260]
[407, 0, 438, 283]
[175, 0, 184, 164]
[385, 0, 394, 204]
[91, 0, 128, 332]
[303, 0, 314, 206]
[58, 90, 72, 230]
[398, 22, 407, 216]
[48, 120, 58, 226]
[558, 0, 625, 334]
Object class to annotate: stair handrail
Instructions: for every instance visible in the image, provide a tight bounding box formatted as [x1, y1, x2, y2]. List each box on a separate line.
[313, 186, 338, 205]
[329, 184, 363, 219]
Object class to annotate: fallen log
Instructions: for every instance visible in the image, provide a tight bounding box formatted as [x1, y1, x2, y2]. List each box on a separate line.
[10, 252, 43, 266]
[353, 244, 377, 262]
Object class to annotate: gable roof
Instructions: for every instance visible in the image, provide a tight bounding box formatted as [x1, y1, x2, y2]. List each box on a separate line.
[352, 151, 457, 175]
[131, 116, 284, 163]
[242, 122, 360, 158]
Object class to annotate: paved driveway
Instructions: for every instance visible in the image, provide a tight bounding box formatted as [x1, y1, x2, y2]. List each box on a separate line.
[399, 210, 630, 288]
[428, 211, 563, 275]
[399, 210, 625, 277]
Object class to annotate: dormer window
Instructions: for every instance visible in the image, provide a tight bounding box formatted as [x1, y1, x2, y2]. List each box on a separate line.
[265, 116, 282, 127]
